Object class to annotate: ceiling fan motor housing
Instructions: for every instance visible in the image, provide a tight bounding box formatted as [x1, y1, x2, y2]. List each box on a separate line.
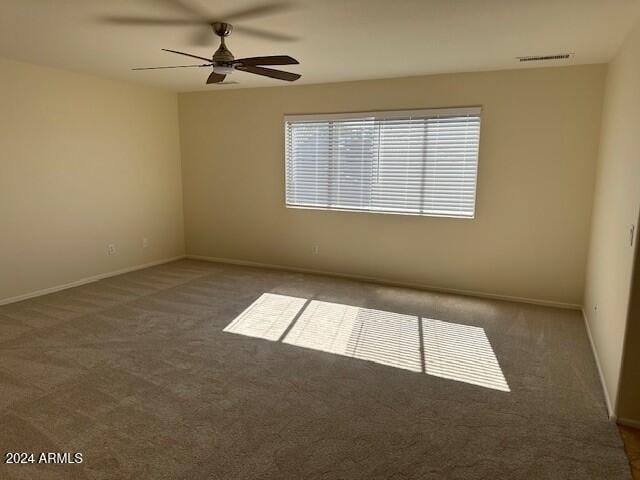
[212, 43, 234, 63]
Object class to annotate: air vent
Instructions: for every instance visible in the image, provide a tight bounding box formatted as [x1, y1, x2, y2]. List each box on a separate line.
[517, 53, 574, 62]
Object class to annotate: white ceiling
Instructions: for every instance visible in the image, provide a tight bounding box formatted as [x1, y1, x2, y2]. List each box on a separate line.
[1, 0, 639, 92]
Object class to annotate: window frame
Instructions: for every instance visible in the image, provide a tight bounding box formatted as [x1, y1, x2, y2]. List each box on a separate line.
[283, 106, 482, 219]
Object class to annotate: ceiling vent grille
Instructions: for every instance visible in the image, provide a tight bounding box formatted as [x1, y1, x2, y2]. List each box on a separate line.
[517, 53, 574, 62]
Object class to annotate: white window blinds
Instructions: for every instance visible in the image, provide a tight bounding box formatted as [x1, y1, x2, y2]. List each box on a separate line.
[284, 107, 481, 218]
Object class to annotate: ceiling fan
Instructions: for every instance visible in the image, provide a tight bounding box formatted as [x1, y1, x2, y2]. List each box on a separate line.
[132, 22, 301, 84]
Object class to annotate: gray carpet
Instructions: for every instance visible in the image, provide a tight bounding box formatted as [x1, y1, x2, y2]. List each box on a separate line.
[0, 259, 631, 479]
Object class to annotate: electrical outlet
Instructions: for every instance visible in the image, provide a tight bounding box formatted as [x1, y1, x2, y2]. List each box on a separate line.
[312, 245, 320, 255]
[107, 243, 117, 256]
[142, 237, 149, 249]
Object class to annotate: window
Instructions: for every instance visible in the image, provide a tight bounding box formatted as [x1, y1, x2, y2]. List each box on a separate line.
[284, 107, 481, 218]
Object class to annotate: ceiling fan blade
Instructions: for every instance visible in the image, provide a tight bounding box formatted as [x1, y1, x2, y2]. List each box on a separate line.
[132, 64, 210, 70]
[154, 0, 209, 17]
[221, 2, 293, 22]
[236, 65, 300, 81]
[162, 48, 211, 62]
[234, 55, 298, 66]
[101, 16, 205, 26]
[233, 25, 298, 42]
[207, 72, 226, 84]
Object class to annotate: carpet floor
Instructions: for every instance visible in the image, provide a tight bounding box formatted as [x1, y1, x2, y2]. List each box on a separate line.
[0, 259, 632, 479]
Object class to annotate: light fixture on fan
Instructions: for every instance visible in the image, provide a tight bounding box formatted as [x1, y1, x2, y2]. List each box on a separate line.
[212, 65, 235, 74]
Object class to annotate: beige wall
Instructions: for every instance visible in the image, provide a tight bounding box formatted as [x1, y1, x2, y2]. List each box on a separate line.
[179, 65, 605, 306]
[0, 58, 185, 303]
[584, 19, 640, 418]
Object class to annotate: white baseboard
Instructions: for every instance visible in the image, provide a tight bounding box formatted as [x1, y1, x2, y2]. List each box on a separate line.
[0, 255, 186, 306]
[617, 417, 640, 429]
[582, 309, 616, 421]
[186, 254, 582, 310]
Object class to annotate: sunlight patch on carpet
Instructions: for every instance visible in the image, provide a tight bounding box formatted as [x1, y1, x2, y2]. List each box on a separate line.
[223, 293, 306, 341]
[224, 293, 510, 391]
